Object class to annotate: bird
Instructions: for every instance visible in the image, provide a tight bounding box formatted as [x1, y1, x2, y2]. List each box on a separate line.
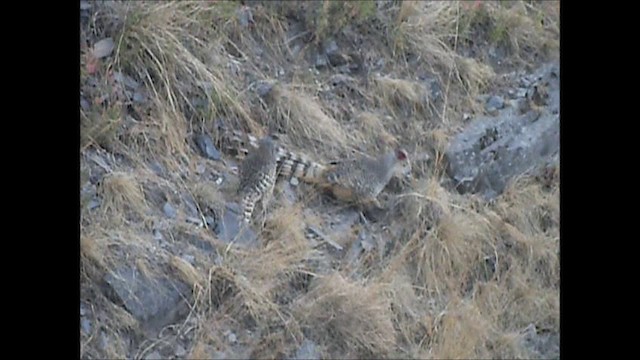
[237, 135, 279, 224]
[278, 146, 412, 211]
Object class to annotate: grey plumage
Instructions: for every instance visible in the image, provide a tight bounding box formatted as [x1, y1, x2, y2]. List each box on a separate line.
[237, 136, 279, 223]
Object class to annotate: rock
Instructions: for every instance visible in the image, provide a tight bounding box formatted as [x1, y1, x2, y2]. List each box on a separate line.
[153, 228, 164, 241]
[519, 324, 559, 359]
[81, 318, 92, 334]
[88, 199, 101, 210]
[227, 331, 237, 344]
[446, 111, 559, 199]
[315, 54, 329, 68]
[149, 161, 165, 176]
[278, 181, 298, 204]
[213, 351, 228, 360]
[93, 38, 115, 59]
[213, 204, 258, 248]
[163, 202, 177, 219]
[144, 351, 163, 360]
[183, 194, 200, 218]
[453, 112, 555, 189]
[255, 81, 275, 98]
[194, 134, 222, 161]
[175, 345, 187, 357]
[485, 95, 505, 112]
[295, 339, 320, 359]
[103, 264, 190, 326]
[181, 255, 195, 265]
[237, 5, 254, 28]
[445, 62, 559, 200]
[80, 1, 91, 10]
[113, 71, 139, 89]
[131, 92, 145, 105]
[80, 97, 90, 111]
[511, 98, 530, 114]
[419, 75, 442, 101]
[99, 331, 109, 352]
[324, 39, 339, 56]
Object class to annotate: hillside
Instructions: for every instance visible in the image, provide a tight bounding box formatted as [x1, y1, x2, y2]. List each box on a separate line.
[80, 1, 560, 359]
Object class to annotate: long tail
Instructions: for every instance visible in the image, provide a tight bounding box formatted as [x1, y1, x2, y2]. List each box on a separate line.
[277, 150, 327, 184]
[217, 126, 328, 184]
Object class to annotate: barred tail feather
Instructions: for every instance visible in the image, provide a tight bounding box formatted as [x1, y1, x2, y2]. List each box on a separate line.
[277, 151, 327, 183]
[241, 191, 260, 223]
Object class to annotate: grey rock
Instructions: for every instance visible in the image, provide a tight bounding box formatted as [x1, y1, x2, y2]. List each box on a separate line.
[295, 339, 320, 359]
[485, 95, 505, 112]
[99, 331, 109, 352]
[374, 58, 385, 71]
[103, 264, 190, 325]
[237, 5, 254, 28]
[185, 234, 215, 253]
[227, 331, 237, 344]
[88, 199, 101, 210]
[279, 182, 298, 204]
[315, 54, 329, 68]
[420, 75, 442, 101]
[81, 318, 92, 334]
[516, 87, 528, 98]
[80, 97, 90, 111]
[175, 345, 187, 357]
[446, 111, 559, 200]
[153, 228, 164, 241]
[446, 112, 559, 199]
[511, 98, 530, 114]
[133, 90, 146, 103]
[214, 204, 258, 248]
[81, 182, 96, 196]
[520, 324, 559, 359]
[182, 255, 195, 265]
[327, 52, 349, 67]
[144, 351, 163, 360]
[163, 202, 177, 219]
[93, 38, 115, 59]
[225, 202, 242, 214]
[325, 39, 339, 56]
[445, 62, 560, 200]
[80, 304, 87, 316]
[256, 81, 274, 98]
[149, 161, 165, 177]
[213, 351, 228, 360]
[194, 134, 222, 160]
[113, 71, 139, 89]
[80, 1, 91, 10]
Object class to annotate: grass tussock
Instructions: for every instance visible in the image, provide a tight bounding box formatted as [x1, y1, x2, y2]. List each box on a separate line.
[268, 84, 354, 153]
[293, 273, 396, 358]
[81, 1, 558, 359]
[99, 171, 148, 221]
[371, 75, 431, 118]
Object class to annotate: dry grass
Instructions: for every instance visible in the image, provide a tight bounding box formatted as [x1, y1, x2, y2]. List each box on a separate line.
[293, 273, 396, 358]
[80, 1, 559, 359]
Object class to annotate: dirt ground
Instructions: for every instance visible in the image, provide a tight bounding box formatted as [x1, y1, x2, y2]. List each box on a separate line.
[80, 1, 560, 359]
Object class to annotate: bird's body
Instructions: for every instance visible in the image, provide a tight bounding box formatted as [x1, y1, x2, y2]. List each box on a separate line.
[237, 136, 279, 223]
